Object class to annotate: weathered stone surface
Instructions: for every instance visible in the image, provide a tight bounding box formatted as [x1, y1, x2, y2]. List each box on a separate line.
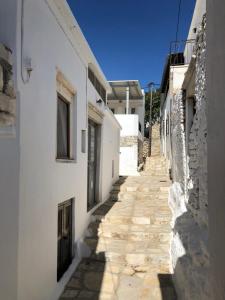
[168, 15, 211, 300]
[120, 136, 137, 147]
[60, 141, 176, 299]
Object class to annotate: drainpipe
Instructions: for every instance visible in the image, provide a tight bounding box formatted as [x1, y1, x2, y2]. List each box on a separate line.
[126, 86, 129, 114]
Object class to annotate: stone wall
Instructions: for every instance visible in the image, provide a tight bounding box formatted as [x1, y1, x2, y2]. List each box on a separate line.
[143, 138, 149, 161]
[120, 136, 137, 147]
[0, 44, 16, 129]
[138, 138, 143, 165]
[169, 15, 211, 299]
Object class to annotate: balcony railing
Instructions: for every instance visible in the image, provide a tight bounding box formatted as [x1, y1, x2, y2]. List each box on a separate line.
[169, 39, 196, 65]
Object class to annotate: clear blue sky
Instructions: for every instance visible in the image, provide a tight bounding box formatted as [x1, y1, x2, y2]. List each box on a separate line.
[67, 0, 196, 89]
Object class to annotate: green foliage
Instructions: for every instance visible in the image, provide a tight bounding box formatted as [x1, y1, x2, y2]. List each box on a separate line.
[145, 89, 161, 125]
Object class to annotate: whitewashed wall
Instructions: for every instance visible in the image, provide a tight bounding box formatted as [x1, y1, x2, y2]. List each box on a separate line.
[0, 1, 19, 299]
[0, 1, 120, 300]
[161, 65, 187, 165]
[115, 114, 140, 175]
[115, 114, 139, 136]
[108, 98, 145, 137]
[101, 108, 120, 201]
[207, 1, 225, 297]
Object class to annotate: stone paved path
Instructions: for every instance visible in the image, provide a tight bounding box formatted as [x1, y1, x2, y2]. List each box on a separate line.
[60, 126, 176, 300]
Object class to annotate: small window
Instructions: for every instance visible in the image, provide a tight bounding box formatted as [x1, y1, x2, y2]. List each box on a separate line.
[88, 67, 106, 102]
[131, 108, 136, 114]
[111, 108, 115, 114]
[57, 94, 70, 159]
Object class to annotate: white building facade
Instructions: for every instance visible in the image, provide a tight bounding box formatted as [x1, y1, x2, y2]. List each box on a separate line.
[0, 1, 120, 300]
[107, 80, 145, 176]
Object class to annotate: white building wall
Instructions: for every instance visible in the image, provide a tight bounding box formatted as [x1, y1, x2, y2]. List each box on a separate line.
[161, 65, 188, 166]
[0, 1, 19, 299]
[207, 1, 225, 297]
[108, 96, 145, 137]
[115, 114, 139, 176]
[184, 0, 206, 64]
[0, 1, 120, 300]
[116, 114, 139, 137]
[101, 108, 120, 200]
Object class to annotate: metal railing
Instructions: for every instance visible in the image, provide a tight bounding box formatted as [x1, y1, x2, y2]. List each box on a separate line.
[169, 39, 196, 66]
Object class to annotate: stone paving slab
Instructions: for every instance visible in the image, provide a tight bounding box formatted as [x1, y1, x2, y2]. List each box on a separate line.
[60, 145, 176, 299]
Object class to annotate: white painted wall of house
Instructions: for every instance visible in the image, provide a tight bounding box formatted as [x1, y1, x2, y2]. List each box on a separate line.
[184, 0, 206, 64]
[0, 1, 120, 300]
[161, 65, 188, 165]
[101, 108, 120, 201]
[116, 114, 139, 137]
[207, 1, 225, 298]
[107, 97, 145, 137]
[0, 1, 19, 299]
[115, 114, 139, 175]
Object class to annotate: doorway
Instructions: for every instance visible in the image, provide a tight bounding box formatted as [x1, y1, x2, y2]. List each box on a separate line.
[87, 119, 99, 211]
[57, 199, 73, 281]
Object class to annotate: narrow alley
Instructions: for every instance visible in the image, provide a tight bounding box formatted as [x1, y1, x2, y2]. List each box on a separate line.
[60, 126, 176, 300]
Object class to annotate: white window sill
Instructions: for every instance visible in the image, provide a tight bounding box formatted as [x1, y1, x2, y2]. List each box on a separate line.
[56, 158, 76, 163]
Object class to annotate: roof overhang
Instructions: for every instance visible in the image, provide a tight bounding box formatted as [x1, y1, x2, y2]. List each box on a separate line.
[107, 80, 144, 101]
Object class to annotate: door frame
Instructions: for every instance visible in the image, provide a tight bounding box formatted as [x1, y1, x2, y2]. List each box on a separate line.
[57, 199, 73, 281]
[87, 118, 102, 211]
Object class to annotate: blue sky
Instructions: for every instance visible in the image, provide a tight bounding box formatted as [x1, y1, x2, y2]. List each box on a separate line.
[67, 0, 196, 89]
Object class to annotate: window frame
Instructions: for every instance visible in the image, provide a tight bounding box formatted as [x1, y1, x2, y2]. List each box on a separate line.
[57, 199, 73, 281]
[56, 93, 71, 161]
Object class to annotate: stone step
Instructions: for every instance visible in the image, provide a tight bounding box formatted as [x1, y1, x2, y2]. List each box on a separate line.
[115, 184, 169, 192]
[109, 192, 169, 203]
[88, 249, 170, 268]
[85, 237, 170, 253]
[86, 222, 171, 241]
[92, 215, 171, 226]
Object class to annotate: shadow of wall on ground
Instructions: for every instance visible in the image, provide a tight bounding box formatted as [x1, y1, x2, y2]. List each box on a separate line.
[60, 177, 128, 299]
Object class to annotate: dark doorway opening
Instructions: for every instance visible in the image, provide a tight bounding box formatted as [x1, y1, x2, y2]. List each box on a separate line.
[87, 119, 99, 211]
[57, 199, 73, 281]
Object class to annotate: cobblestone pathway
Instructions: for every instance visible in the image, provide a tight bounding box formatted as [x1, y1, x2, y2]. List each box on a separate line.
[60, 126, 176, 300]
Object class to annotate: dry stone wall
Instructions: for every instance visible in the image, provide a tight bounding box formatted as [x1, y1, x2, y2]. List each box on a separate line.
[143, 138, 149, 160]
[169, 15, 211, 300]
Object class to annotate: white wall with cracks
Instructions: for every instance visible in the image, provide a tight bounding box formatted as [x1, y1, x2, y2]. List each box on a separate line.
[168, 15, 212, 300]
